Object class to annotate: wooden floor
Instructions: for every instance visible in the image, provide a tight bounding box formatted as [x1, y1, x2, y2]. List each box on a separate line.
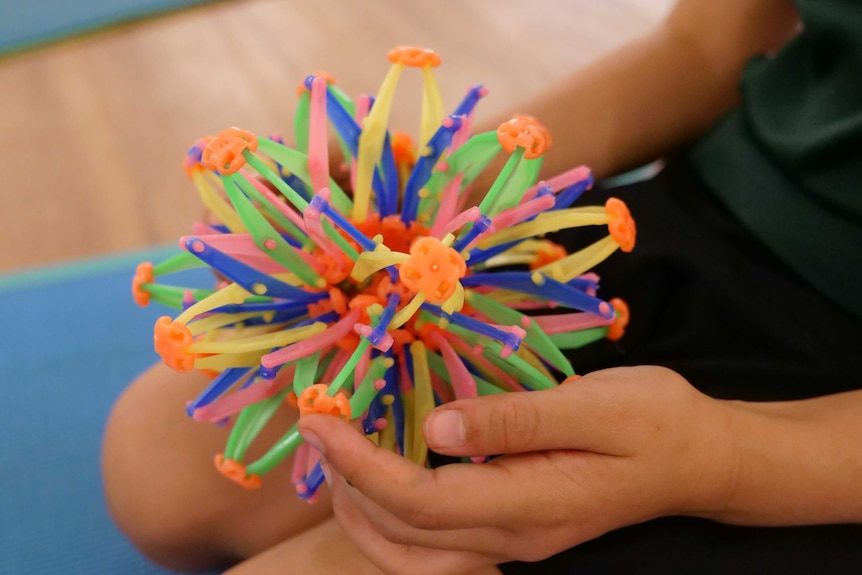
[0, 0, 672, 272]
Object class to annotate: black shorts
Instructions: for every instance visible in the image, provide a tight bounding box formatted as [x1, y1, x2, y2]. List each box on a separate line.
[499, 158, 862, 574]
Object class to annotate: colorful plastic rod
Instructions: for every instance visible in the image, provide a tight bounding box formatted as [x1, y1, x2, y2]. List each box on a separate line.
[132, 45, 637, 498]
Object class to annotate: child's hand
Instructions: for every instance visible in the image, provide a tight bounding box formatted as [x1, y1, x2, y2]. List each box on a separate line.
[297, 366, 739, 574]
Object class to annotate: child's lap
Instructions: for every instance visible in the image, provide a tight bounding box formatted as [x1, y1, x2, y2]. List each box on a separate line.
[560, 158, 861, 399]
[500, 158, 862, 574]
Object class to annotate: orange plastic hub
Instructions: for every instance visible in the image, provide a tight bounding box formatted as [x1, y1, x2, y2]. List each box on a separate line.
[391, 131, 417, 167]
[352, 214, 428, 255]
[153, 316, 196, 373]
[606, 297, 630, 341]
[399, 236, 467, 304]
[201, 128, 259, 175]
[297, 383, 352, 420]
[132, 262, 154, 307]
[513, 114, 553, 150]
[387, 46, 441, 68]
[497, 116, 551, 159]
[310, 248, 353, 285]
[348, 294, 385, 324]
[215, 454, 262, 490]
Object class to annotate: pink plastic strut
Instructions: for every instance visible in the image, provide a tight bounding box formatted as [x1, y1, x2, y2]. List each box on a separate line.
[192, 364, 297, 422]
[308, 76, 331, 194]
[431, 331, 478, 401]
[261, 309, 361, 369]
[439, 206, 481, 238]
[522, 165, 592, 203]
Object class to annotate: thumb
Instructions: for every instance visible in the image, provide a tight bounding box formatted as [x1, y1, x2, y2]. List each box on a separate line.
[422, 376, 627, 457]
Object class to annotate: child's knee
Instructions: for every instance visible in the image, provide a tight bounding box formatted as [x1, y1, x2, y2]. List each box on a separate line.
[101, 366, 233, 571]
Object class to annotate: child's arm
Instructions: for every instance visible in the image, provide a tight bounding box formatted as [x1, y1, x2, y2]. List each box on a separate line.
[708, 390, 862, 526]
[495, 0, 799, 180]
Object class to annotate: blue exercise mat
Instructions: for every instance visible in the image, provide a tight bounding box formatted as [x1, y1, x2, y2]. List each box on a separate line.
[0, 248, 210, 575]
[0, 0, 214, 55]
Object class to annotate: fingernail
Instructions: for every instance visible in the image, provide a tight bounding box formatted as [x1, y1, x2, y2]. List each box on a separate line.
[301, 429, 326, 455]
[320, 458, 333, 487]
[425, 410, 466, 449]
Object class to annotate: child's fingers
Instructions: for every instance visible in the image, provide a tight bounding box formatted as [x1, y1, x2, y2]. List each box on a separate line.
[327, 461, 508, 555]
[422, 370, 644, 458]
[328, 471, 499, 575]
[299, 415, 522, 530]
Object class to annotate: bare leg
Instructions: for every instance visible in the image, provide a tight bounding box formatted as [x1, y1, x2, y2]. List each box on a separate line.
[102, 363, 332, 572]
[224, 518, 504, 575]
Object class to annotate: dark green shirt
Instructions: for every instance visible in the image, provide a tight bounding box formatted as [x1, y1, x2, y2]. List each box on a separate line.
[691, 0, 862, 320]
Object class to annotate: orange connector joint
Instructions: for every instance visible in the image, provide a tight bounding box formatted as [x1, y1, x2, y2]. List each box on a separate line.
[201, 128, 258, 175]
[605, 198, 637, 253]
[387, 46, 442, 68]
[606, 297, 630, 341]
[153, 316, 196, 373]
[132, 262, 154, 307]
[215, 454, 262, 490]
[297, 384, 352, 420]
[349, 293, 385, 324]
[391, 131, 416, 166]
[399, 236, 467, 304]
[513, 114, 553, 151]
[497, 117, 551, 160]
